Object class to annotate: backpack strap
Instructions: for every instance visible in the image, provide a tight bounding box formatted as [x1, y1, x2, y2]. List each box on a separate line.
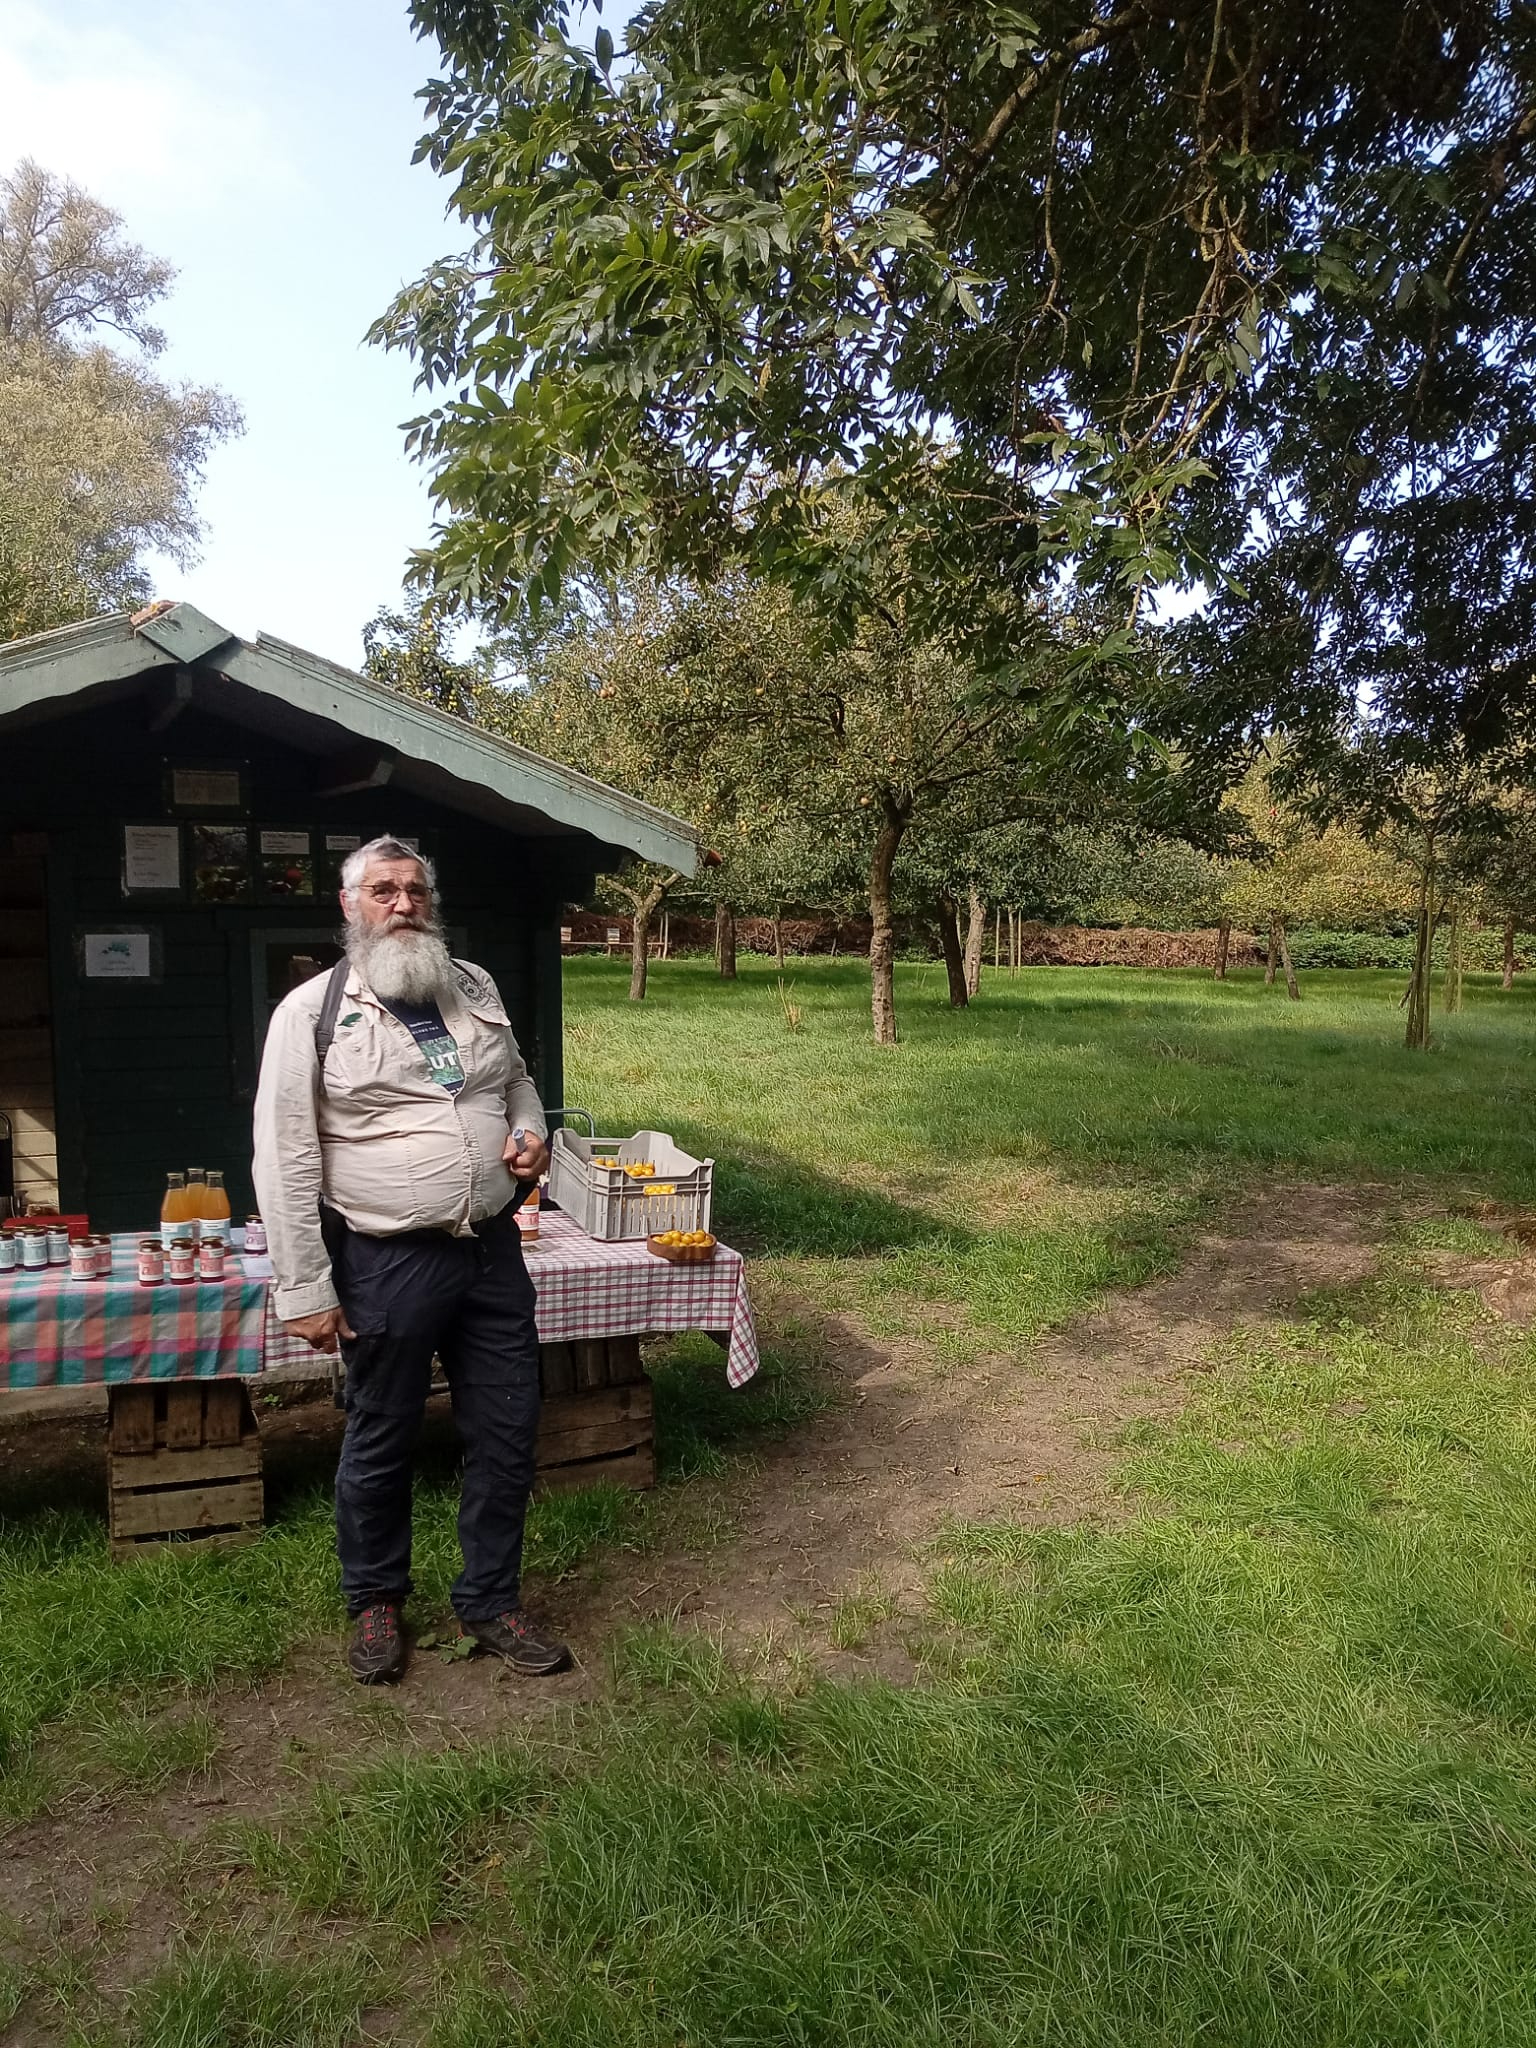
[312, 958, 351, 1097]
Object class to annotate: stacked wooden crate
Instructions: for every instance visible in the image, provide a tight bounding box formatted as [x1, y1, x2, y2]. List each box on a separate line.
[102, 1341, 652, 1560]
[536, 1335, 654, 1491]
[107, 1382, 265, 1557]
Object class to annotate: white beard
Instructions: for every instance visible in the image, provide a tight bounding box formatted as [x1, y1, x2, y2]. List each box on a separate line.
[348, 921, 455, 1005]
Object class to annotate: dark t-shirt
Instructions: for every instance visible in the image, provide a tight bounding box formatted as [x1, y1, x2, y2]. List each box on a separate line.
[379, 996, 466, 1095]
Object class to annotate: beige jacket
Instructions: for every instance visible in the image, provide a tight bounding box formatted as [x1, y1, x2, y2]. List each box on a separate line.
[251, 959, 546, 1320]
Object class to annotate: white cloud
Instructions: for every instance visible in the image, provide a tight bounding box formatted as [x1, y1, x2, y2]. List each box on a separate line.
[0, 0, 294, 220]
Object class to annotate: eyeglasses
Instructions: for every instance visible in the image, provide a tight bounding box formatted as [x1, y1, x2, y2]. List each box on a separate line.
[363, 881, 432, 905]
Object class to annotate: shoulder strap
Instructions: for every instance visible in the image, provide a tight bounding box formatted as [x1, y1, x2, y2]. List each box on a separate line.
[312, 958, 351, 1096]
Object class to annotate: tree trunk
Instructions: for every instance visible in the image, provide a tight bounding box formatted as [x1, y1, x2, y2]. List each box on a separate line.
[937, 894, 968, 1008]
[626, 875, 674, 1002]
[1213, 918, 1231, 981]
[1278, 921, 1300, 1001]
[773, 912, 785, 970]
[1405, 851, 1436, 1051]
[867, 801, 910, 1045]
[1265, 923, 1278, 986]
[963, 885, 987, 999]
[1504, 917, 1516, 991]
[993, 908, 1002, 971]
[1443, 899, 1463, 1013]
[714, 901, 737, 979]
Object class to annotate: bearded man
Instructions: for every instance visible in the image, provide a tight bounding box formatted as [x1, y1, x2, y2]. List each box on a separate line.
[252, 835, 569, 1684]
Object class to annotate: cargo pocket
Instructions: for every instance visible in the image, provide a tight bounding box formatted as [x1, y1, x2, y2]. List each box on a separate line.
[337, 1318, 389, 1413]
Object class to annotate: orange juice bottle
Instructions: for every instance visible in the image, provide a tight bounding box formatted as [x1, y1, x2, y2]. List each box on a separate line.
[203, 1169, 231, 1233]
[160, 1172, 190, 1249]
[184, 1168, 207, 1242]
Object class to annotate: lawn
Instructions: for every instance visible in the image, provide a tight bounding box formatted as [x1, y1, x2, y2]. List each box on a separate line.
[5, 960, 1536, 2044]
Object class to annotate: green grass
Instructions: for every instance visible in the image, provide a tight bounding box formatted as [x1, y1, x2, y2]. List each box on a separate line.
[0, 1343, 821, 1780]
[226, 1258, 1536, 2047]
[561, 957, 1536, 1208]
[9, 959, 1536, 2043]
[125, 1941, 382, 2048]
[563, 956, 1536, 1360]
[0, 1462, 652, 1776]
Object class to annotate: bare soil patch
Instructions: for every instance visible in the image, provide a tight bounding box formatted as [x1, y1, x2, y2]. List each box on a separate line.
[664, 1179, 1393, 1634]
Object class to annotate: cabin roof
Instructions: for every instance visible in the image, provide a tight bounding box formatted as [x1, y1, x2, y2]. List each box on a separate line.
[0, 604, 698, 873]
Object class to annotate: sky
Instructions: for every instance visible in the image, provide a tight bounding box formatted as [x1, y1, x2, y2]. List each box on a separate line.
[0, 0, 629, 668]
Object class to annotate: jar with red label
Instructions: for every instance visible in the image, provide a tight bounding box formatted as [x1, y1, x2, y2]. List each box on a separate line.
[243, 1214, 267, 1255]
[68, 1240, 95, 1282]
[91, 1235, 114, 1278]
[198, 1236, 227, 1282]
[137, 1239, 165, 1286]
[168, 1238, 196, 1284]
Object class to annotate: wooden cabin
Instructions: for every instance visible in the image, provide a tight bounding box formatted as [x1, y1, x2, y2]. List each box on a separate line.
[0, 603, 696, 1231]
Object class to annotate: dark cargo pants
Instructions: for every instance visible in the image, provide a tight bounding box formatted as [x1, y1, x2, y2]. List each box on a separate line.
[324, 1204, 541, 1622]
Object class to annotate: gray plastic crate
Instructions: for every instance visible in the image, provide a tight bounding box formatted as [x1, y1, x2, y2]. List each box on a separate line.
[548, 1128, 713, 1241]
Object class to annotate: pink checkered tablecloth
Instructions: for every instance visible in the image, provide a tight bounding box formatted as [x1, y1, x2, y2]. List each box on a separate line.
[259, 1209, 760, 1387]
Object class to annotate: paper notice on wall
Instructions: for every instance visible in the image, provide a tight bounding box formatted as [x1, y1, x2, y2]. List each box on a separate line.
[260, 830, 310, 856]
[123, 824, 181, 892]
[171, 767, 242, 808]
[324, 834, 361, 852]
[83, 932, 152, 979]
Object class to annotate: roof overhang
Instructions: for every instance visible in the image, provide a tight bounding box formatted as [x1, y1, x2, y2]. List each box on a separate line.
[0, 604, 699, 874]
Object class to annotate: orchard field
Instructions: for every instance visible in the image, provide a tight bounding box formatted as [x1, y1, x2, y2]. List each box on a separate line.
[5, 959, 1536, 2045]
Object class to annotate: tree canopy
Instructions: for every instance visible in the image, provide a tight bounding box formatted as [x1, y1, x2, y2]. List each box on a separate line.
[380, 0, 1528, 679]
[0, 161, 239, 641]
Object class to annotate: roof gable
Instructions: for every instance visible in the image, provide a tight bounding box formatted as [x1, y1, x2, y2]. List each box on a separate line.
[0, 605, 697, 873]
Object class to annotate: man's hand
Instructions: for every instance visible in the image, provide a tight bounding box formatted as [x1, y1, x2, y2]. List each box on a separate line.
[503, 1128, 550, 1181]
[283, 1306, 356, 1353]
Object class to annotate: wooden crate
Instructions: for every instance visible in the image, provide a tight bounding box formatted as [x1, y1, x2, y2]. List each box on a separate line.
[536, 1335, 655, 1492]
[107, 1381, 264, 1558]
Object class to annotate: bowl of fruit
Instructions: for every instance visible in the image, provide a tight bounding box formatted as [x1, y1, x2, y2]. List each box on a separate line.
[646, 1229, 717, 1264]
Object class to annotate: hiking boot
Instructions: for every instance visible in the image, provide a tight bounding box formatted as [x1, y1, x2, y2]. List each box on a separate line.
[348, 1602, 407, 1684]
[459, 1609, 571, 1675]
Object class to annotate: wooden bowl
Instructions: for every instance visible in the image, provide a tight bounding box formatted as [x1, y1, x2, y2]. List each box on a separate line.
[647, 1233, 717, 1264]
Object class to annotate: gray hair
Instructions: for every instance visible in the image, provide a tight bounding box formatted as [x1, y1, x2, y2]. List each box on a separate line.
[340, 835, 439, 903]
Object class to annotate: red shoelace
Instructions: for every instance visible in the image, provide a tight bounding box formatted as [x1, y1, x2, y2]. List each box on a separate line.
[360, 1606, 398, 1644]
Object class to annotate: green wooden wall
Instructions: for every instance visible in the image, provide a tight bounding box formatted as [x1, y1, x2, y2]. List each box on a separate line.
[2, 696, 598, 1232]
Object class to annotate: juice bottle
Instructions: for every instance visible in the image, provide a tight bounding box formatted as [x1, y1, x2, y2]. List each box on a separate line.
[160, 1172, 190, 1249]
[203, 1168, 231, 1232]
[184, 1168, 207, 1242]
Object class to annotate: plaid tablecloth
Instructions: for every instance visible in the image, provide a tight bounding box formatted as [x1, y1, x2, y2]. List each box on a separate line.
[261, 1210, 760, 1388]
[3, 1218, 760, 1394]
[0, 1235, 267, 1390]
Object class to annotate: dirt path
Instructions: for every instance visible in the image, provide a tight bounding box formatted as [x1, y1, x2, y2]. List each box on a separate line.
[647, 1177, 1390, 1636]
[0, 1180, 1401, 2021]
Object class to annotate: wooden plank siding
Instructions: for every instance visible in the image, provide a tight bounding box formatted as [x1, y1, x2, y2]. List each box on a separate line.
[0, 848, 58, 1208]
[1, 697, 597, 1232]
